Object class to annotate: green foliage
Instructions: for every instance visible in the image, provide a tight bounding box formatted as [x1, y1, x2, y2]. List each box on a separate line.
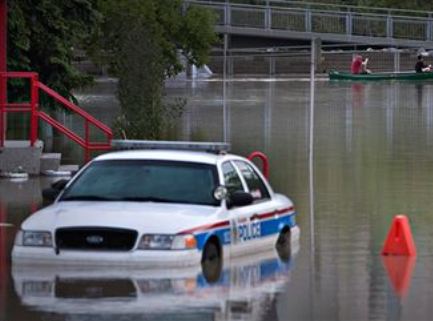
[94, 0, 218, 77]
[114, 21, 165, 139]
[180, 5, 219, 69]
[8, 0, 100, 101]
[94, 0, 217, 139]
[363, 0, 432, 10]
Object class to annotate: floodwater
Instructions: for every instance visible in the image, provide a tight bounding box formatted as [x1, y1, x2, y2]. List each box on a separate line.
[2, 78, 433, 320]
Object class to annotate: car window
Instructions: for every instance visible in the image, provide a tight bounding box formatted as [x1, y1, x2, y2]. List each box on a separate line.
[61, 160, 219, 206]
[234, 161, 270, 201]
[222, 161, 244, 196]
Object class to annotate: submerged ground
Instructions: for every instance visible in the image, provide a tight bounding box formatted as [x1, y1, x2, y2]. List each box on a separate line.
[2, 77, 433, 321]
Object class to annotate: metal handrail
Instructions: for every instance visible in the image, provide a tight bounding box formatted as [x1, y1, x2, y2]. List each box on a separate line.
[37, 82, 112, 135]
[0, 72, 112, 159]
[187, 0, 433, 44]
[190, 0, 432, 20]
[194, 0, 433, 17]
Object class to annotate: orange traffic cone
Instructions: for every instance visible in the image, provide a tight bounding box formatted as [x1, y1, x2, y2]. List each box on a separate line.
[381, 215, 416, 256]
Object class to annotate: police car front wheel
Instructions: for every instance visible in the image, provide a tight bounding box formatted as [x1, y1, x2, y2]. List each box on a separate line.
[201, 240, 222, 283]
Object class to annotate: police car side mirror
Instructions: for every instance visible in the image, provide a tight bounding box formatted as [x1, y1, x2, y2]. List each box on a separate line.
[42, 179, 69, 202]
[229, 191, 254, 207]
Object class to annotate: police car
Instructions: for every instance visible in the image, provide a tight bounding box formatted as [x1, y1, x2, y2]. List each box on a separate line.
[12, 141, 299, 267]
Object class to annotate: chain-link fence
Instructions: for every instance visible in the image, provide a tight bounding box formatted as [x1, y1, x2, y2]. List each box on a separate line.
[208, 48, 431, 75]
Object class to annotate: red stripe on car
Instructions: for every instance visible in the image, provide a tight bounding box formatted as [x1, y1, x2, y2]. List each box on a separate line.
[178, 206, 294, 235]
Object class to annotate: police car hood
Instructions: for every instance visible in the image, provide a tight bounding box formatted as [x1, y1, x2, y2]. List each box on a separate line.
[22, 201, 222, 234]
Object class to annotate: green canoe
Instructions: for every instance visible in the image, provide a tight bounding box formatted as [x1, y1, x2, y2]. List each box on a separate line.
[329, 70, 433, 81]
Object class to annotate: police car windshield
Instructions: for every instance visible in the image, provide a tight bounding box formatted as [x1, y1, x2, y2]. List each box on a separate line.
[61, 160, 219, 206]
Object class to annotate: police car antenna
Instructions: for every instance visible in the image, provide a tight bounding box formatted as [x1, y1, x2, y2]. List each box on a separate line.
[111, 140, 231, 154]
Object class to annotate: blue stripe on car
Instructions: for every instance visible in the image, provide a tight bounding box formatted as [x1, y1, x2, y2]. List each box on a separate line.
[194, 211, 297, 251]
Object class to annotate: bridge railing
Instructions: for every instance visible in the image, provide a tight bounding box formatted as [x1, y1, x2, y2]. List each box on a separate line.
[187, 0, 433, 42]
[194, 0, 433, 18]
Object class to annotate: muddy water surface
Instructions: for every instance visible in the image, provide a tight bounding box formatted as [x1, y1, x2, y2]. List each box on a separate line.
[2, 78, 433, 320]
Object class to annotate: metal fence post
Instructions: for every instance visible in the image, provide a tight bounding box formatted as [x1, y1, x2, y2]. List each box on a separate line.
[30, 74, 39, 147]
[84, 119, 90, 163]
[265, 1, 272, 29]
[346, 11, 353, 36]
[386, 14, 393, 38]
[228, 55, 234, 76]
[0, 72, 4, 147]
[223, 33, 233, 76]
[223, 33, 228, 77]
[312, 38, 322, 73]
[394, 51, 400, 72]
[427, 13, 432, 41]
[269, 55, 275, 76]
[224, 2, 231, 26]
[305, 8, 312, 32]
[0, 0, 5, 148]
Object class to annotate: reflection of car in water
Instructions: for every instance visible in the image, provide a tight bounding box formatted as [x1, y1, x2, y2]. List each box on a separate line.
[12, 244, 299, 320]
[12, 141, 299, 269]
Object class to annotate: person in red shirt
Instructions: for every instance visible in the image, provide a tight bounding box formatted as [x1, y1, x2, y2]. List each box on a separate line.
[351, 55, 363, 74]
[351, 55, 371, 74]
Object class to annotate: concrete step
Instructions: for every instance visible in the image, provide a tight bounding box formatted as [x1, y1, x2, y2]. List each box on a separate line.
[40, 153, 61, 174]
[42, 164, 79, 178]
[0, 140, 44, 175]
[0, 141, 80, 176]
[59, 165, 80, 172]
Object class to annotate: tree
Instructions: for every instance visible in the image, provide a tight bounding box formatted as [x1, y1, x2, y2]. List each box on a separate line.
[8, 0, 100, 101]
[94, 0, 217, 139]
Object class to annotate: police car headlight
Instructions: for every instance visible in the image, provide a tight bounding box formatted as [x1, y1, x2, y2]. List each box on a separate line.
[137, 234, 197, 250]
[18, 231, 53, 247]
[172, 234, 197, 250]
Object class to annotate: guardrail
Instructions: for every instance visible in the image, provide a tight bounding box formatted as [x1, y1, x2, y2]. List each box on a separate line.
[186, 0, 433, 44]
[193, 0, 433, 17]
[0, 72, 112, 160]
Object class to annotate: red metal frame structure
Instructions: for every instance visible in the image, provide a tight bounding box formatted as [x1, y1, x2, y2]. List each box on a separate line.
[1, 4, 9, 316]
[0, 72, 113, 158]
[0, 0, 6, 73]
[248, 151, 270, 179]
[0, 0, 6, 149]
[0, 72, 39, 147]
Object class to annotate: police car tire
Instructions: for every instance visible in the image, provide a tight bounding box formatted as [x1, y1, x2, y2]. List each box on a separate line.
[276, 228, 291, 262]
[202, 240, 220, 263]
[201, 240, 222, 283]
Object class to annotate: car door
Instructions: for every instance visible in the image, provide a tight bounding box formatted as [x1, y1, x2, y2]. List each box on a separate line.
[232, 160, 276, 252]
[221, 160, 249, 257]
[222, 160, 274, 257]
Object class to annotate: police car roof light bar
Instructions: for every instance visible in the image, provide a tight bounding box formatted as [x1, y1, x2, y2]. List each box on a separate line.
[111, 140, 230, 154]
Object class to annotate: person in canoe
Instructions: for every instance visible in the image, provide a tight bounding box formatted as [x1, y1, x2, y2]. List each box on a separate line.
[415, 55, 432, 73]
[351, 55, 371, 74]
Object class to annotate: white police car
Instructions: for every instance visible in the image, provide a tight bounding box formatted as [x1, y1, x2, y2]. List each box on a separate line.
[12, 141, 299, 267]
